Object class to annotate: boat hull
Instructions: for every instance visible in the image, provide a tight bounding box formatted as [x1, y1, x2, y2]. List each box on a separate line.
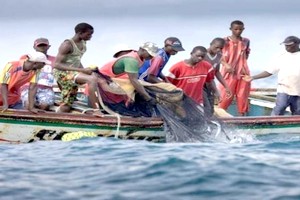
[0, 110, 165, 143]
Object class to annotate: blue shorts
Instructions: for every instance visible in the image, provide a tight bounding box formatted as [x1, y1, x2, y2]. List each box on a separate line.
[21, 87, 55, 107]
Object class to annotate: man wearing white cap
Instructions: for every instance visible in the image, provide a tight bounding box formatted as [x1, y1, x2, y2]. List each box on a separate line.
[0, 52, 51, 112]
[99, 42, 159, 105]
[243, 36, 300, 115]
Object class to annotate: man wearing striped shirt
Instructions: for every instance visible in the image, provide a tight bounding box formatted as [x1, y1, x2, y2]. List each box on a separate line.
[219, 20, 251, 116]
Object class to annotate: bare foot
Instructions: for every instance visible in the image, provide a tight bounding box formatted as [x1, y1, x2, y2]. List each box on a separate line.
[92, 110, 105, 117]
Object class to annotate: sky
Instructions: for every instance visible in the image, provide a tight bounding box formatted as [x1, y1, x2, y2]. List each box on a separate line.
[1, 0, 300, 18]
[1, 0, 300, 88]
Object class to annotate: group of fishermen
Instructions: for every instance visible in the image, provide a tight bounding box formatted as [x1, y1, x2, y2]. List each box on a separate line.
[0, 23, 227, 116]
[1, 20, 299, 117]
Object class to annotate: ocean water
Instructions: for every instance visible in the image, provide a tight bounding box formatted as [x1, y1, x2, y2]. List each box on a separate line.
[1, 133, 300, 200]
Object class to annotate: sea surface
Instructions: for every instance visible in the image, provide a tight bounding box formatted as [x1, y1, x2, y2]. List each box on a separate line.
[1, 132, 300, 200]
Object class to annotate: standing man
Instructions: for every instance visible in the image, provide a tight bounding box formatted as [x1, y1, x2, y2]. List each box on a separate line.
[20, 38, 56, 111]
[139, 37, 185, 83]
[0, 52, 51, 112]
[54, 22, 101, 116]
[165, 46, 215, 105]
[219, 20, 251, 116]
[243, 36, 300, 115]
[203, 38, 232, 117]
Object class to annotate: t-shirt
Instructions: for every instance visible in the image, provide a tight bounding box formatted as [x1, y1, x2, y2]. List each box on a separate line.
[112, 57, 139, 75]
[265, 51, 300, 96]
[0, 59, 40, 105]
[165, 60, 214, 104]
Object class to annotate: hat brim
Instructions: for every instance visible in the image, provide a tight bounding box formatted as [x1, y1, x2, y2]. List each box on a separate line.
[113, 49, 134, 58]
[281, 42, 295, 45]
[147, 51, 158, 57]
[172, 46, 185, 51]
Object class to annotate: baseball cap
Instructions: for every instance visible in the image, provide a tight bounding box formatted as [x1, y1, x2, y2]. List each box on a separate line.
[34, 38, 50, 47]
[165, 37, 185, 51]
[280, 36, 300, 45]
[27, 52, 51, 65]
[140, 42, 159, 57]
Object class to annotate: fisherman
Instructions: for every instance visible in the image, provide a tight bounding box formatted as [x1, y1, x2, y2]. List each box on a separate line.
[90, 42, 160, 117]
[243, 36, 300, 115]
[138, 37, 185, 83]
[0, 52, 51, 113]
[53, 22, 103, 116]
[20, 38, 56, 111]
[165, 46, 215, 105]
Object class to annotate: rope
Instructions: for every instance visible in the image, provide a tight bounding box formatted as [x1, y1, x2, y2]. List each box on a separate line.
[95, 87, 121, 139]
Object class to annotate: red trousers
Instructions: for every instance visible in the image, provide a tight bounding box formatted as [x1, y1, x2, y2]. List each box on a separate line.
[218, 77, 251, 115]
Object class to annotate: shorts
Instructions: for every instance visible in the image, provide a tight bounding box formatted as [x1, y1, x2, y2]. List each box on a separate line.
[53, 69, 79, 106]
[21, 87, 55, 107]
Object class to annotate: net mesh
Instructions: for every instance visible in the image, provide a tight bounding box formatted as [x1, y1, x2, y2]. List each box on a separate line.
[95, 73, 231, 143]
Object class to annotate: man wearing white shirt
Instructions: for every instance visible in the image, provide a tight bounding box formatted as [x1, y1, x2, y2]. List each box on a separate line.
[243, 36, 300, 115]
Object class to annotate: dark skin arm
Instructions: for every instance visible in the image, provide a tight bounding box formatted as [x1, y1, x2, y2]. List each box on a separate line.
[27, 82, 43, 113]
[54, 40, 92, 75]
[147, 74, 162, 83]
[243, 71, 272, 82]
[127, 72, 152, 101]
[0, 83, 9, 112]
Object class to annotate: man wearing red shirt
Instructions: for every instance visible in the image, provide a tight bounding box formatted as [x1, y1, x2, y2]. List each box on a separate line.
[165, 46, 214, 105]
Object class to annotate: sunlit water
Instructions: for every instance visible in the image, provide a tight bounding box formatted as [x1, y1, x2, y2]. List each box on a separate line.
[1, 132, 300, 200]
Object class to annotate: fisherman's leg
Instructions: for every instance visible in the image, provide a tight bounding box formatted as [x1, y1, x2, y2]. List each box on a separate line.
[75, 73, 104, 117]
[203, 87, 213, 117]
[236, 79, 251, 116]
[58, 82, 78, 113]
[289, 95, 300, 115]
[218, 76, 237, 110]
[36, 88, 55, 111]
[272, 93, 289, 116]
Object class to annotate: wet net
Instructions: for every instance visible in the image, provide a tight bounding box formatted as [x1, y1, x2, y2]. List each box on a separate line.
[145, 87, 231, 143]
[95, 73, 231, 143]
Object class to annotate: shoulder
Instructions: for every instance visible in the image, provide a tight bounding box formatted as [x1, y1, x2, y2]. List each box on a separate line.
[201, 60, 213, 68]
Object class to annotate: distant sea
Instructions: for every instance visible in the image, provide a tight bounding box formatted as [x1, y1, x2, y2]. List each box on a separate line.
[1, 134, 300, 200]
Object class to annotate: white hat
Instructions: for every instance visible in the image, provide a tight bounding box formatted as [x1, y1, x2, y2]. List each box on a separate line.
[140, 42, 159, 57]
[27, 52, 51, 65]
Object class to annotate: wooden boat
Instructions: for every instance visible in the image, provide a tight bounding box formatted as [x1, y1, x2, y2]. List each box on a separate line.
[1, 88, 299, 144]
[0, 108, 165, 143]
[219, 88, 300, 135]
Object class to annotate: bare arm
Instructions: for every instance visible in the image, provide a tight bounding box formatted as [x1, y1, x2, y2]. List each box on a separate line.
[147, 74, 162, 83]
[28, 82, 38, 112]
[1, 83, 8, 111]
[221, 57, 234, 73]
[243, 71, 272, 82]
[146, 57, 164, 83]
[215, 70, 231, 91]
[127, 72, 152, 101]
[54, 40, 91, 74]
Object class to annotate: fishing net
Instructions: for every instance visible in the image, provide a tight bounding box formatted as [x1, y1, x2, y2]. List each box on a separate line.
[94, 72, 231, 143]
[145, 87, 231, 143]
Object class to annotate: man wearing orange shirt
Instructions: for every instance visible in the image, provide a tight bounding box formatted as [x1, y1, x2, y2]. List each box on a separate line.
[0, 52, 51, 113]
